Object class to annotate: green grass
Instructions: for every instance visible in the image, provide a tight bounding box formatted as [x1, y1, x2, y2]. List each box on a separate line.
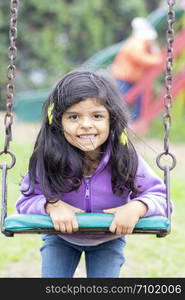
[0, 138, 185, 277]
[148, 92, 185, 143]
[0, 141, 42, 277]
[122, 179, 185, 277]
[149, 117, 185, 143]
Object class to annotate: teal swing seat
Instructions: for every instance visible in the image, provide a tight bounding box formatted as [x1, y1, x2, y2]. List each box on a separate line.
[3, 213, 170, 237]
[0, 0, 176, 241]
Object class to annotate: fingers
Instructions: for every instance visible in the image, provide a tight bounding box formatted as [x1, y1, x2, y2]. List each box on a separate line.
[103, 208, 116, 214]
[58, 222, 66, 233]
[75, 208, 85, 213]
[52, 218, 79, 234]
[109, 222, 134, 235]
[109, 222, 116, 233]
[53, 221, 60, 232]
[71, 218, 79, 232]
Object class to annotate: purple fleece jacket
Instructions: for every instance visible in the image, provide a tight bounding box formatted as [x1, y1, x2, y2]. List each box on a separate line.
[16, 148, 172, 245]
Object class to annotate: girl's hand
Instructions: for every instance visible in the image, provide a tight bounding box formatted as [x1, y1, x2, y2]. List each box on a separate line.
[103, 201, 148, 235]
[45, 200, 84, 234]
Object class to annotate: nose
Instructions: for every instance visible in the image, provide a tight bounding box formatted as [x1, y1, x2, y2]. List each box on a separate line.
[79, 116, 93, 129]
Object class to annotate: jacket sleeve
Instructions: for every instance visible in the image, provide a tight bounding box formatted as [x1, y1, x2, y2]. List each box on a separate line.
[130, 154, 173, 217]
[16, 172, 48, 215]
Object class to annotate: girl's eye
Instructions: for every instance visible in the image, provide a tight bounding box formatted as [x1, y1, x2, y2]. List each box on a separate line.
[93, 114, 103, 119]
[68, 114, 79, 120]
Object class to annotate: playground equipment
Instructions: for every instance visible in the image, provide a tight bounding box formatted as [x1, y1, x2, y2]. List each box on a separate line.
[0, 0, 176, 238]
[82, 7, 185, 135]
[81, 8, 184, 70]
[124, 28, 185, 135]
[13, 7, 185, 125]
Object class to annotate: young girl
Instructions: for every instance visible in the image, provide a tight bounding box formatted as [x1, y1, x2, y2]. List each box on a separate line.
[16, 69, 172, 278]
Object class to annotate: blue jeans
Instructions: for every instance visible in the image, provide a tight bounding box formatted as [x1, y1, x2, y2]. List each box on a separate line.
[116, 79, 142, 121]
[40, 234, 126, 278]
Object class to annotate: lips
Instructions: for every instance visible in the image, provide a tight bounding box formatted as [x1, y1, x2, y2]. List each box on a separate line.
[77, 134, 97, 139]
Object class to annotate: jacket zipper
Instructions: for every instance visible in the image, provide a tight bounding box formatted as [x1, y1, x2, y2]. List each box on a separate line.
[84, 178, 91, 212]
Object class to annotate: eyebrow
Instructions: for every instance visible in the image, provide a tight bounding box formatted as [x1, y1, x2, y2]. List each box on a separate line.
[64, 110, 107, 114]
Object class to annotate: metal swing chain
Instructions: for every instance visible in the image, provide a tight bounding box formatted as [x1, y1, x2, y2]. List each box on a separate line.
[0, 0, 19, 229]
[156, 0, 177, 219]
[0, 0, 19, 170]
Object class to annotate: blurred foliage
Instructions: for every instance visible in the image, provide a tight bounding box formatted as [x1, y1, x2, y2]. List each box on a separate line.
[0, 0, 162, 109]
[149, 10, 185, 142]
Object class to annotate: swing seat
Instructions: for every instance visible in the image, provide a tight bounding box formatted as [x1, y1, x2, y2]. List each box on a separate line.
[2, 213, 170, 238]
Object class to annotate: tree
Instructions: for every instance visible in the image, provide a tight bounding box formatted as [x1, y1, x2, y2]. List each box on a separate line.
[0, 0, 160, 108]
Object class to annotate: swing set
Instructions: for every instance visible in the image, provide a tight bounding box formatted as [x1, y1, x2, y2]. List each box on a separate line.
[0, 0, 177, 238]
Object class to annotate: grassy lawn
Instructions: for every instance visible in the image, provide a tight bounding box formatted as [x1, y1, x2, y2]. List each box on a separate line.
[0, 140, 42, 277]
[0, 119, 185, 277]
[122, 179, 185, 277]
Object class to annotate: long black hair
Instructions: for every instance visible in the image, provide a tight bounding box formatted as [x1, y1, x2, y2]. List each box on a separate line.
[24, 69, 139, 199]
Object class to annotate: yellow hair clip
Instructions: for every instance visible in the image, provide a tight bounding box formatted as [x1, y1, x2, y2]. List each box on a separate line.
[120, 129, 129, 147]
[47, 103, 54, 125]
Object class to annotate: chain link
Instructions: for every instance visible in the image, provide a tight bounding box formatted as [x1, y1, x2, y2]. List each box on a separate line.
[156, 0, 177, 220]
[163, 0, 175, 153]
[0, 0, 177, 173]
[0, 0, 19, 169]
[4, 0, 19, 153]
[157, 0, 176, 171]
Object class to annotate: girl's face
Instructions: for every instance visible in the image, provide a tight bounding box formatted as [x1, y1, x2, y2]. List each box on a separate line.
[62, 98, 110, 158]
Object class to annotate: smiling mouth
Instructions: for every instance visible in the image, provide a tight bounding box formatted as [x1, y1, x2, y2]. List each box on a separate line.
[77, 134, 97, 139]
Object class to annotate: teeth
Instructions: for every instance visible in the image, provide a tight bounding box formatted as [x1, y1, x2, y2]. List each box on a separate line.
[78, 135, 96, 139]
